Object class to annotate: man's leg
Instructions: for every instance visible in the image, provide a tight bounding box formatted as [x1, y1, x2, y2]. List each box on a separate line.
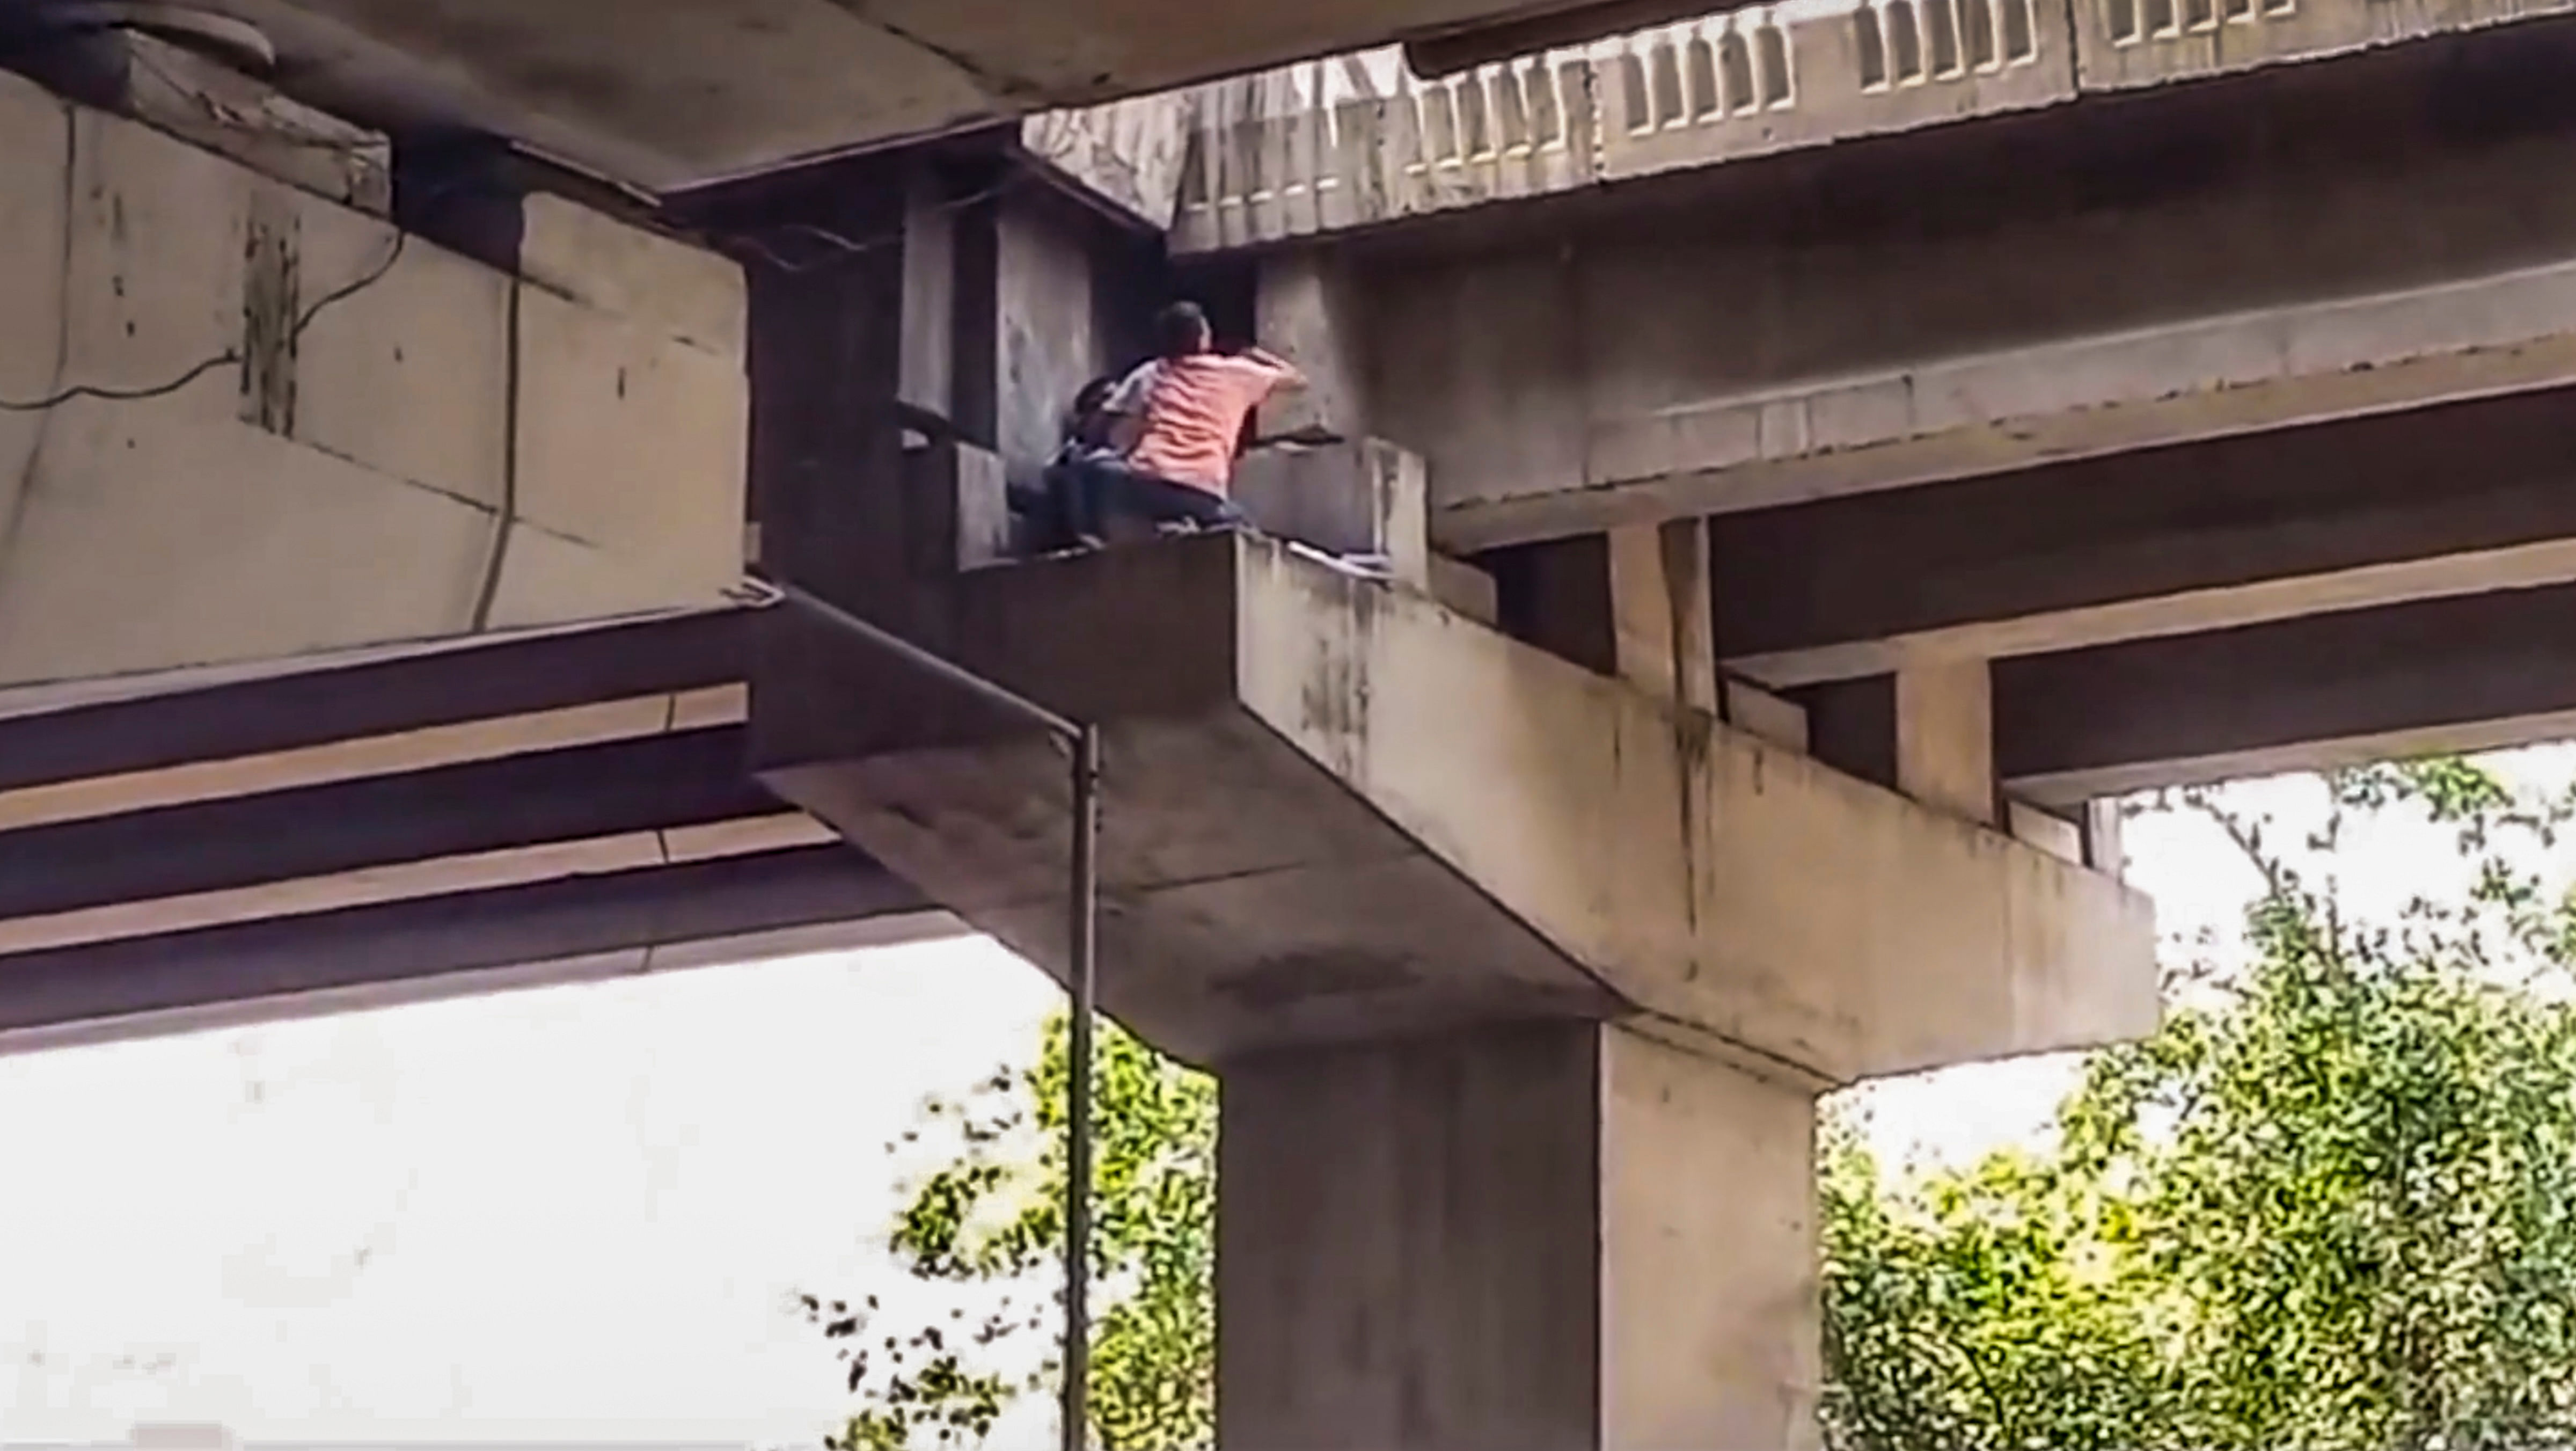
[1058, 460, 1110, 547]
[1124, 471, 1248, 531]
[1020, 463, 1076, 553]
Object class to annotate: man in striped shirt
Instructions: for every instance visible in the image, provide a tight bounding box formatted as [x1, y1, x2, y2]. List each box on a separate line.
[1094, 300, 1304, 534]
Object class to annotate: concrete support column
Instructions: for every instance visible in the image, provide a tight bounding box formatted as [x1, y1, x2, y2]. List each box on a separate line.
[1219, 1020, 1820, 1451]
[1608, 519, 1719, 717]
[1602, 520, 1807, 750]
[1255, 250, 1369, 442]
[1895, 657, 1996, 824]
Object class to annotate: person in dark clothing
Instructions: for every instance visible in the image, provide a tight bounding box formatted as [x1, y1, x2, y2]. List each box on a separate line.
[1046, 373, 1126, 549]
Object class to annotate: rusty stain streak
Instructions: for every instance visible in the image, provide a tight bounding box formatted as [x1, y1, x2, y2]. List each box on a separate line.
[1299, 568, 1377, 777]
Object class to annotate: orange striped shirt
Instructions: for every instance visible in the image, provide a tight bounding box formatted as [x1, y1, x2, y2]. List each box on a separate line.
[1107, 355, 1293, 494]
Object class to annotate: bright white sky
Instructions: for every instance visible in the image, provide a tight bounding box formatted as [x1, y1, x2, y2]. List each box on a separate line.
[3, 749, 2568, 1446]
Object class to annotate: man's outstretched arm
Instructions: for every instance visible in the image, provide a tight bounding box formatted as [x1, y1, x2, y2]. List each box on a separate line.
[1238, 347, 1308, 391]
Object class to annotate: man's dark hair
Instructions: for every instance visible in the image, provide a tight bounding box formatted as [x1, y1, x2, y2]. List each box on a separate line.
[1153, 300, 1212, 360]
[1071, 374, 1119, 419]
[1064, 373, 1121, 449]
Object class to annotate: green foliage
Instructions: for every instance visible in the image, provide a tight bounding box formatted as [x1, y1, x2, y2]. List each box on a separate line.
[817, 755, 2576, 1451]
[807, 1015, 1214, 1450]
[1824, 759, 2576, 1451]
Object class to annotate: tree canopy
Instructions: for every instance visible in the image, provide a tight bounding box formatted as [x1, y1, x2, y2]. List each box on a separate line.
[811, 756, 2576, 1450]
[808, 1012, 1213, 1450]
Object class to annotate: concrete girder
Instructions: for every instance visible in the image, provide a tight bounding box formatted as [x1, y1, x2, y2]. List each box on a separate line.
[0, 609, 934, 1054]
[162, 0, 1723, 193]
[0, 845, 931, 1056]
[1711, 386, 2576, 687]
[1988, 581, 2576, 803]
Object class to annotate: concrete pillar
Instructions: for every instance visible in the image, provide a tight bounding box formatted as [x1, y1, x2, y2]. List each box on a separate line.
[1608, 518, 1719, 716]
[1220, 1020, 1820, 1451]
[1256, 250, 1369, 442]
[1895, 657, 1996, 823]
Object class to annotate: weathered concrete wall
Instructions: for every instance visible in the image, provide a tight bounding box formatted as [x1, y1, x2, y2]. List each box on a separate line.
[994, 191, 1111, 467]
[1356, 88, 2576, 546]
[0, 70, 744, 688]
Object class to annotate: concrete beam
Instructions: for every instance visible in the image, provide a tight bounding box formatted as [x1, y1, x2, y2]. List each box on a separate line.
[757, 533, 2154, 1079]
[1418, 248, 2576, 550]
[0, 811, 838, 960]
[1991, 582, 2576, 803]
[1717, 388, 2576, 686]
[0, 71, 746, 689]
[0, 844, 932, 1053]
[18, 27, 390, 214]
[0, 609, 750, 794]
[223, 0, 1697, 192]
[0, 683, 741, 834]
[1342, 41, 2576, 550]
[0, 726, 773, 925]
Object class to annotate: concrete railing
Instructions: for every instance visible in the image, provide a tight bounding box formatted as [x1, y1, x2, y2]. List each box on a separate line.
[1168, 0, 2070, 250]
[1103, 0, 2576, 251]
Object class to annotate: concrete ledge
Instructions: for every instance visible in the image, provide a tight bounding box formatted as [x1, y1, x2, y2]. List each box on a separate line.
[1234, 440, 1428, 582]
[758, 534, 2155, 1077]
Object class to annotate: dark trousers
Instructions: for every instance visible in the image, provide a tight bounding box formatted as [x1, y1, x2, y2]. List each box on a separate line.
[1060, 457, 1246, 539]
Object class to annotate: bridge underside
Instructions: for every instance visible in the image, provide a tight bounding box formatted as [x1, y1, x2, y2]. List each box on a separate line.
[0, 610, 933, 1055]
[19, 16, 2576, 1439]
[20, 1, 2576, 1046]
[76, 0, 1730, 193]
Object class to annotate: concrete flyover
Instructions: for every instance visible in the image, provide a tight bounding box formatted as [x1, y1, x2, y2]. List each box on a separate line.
[20, 0, 2576, 1444]
[1151, 0, 2576, 832]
